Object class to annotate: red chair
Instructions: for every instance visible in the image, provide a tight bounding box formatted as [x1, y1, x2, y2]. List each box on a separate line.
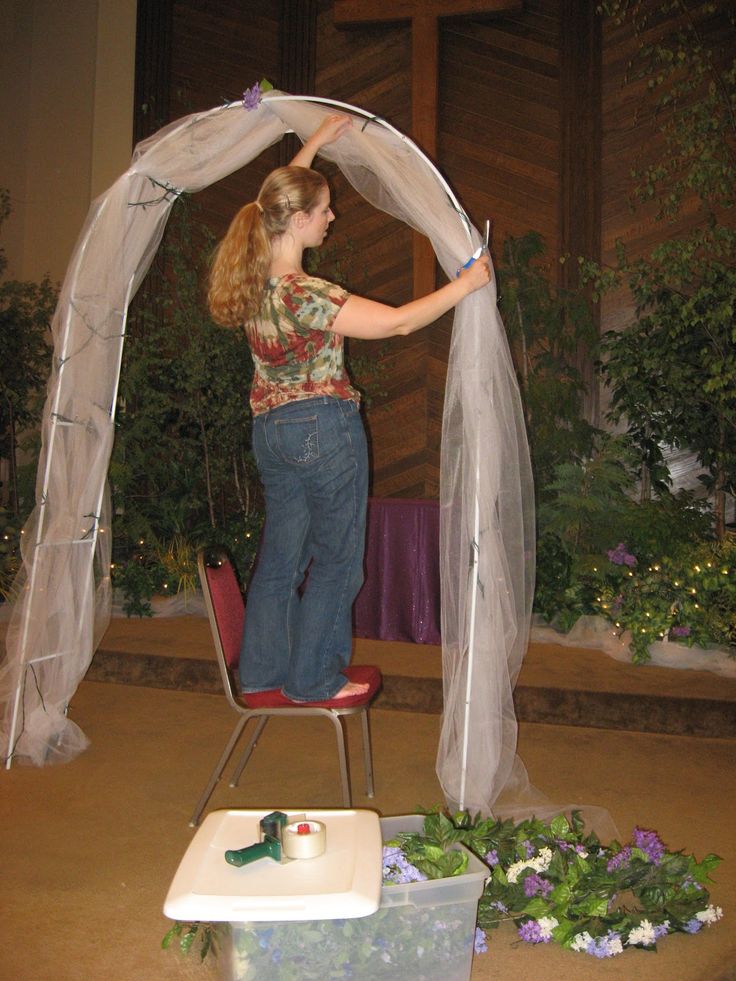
[190, 547, 382, 826]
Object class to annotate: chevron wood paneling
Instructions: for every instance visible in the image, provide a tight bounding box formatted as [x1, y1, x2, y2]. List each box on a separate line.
[440, 3, 560, 251]
[167, 0, 282, 240]
[140, 0, 594, 500]
[136, 0, 732, 504]
[314, 3, 427, 498]
[311, 1, 564, 497]
[434, 2, 560, 493]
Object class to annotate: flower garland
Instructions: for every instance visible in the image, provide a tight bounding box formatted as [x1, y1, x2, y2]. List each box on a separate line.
[163, 810, 723, 973]
[392, 810, 723, 960]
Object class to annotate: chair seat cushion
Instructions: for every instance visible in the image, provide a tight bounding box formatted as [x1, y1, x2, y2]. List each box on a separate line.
[240, 665, 382, 709]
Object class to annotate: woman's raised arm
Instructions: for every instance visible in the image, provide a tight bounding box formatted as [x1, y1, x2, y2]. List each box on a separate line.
[290, 114, 353, 168]
[331, 257, 492, 340]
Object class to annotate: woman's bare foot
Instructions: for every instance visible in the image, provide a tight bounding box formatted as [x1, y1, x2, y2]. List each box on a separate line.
[333, 680, 370, 700]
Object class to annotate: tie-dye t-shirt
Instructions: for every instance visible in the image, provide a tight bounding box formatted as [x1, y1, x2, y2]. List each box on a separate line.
[244, 273, 360, 415]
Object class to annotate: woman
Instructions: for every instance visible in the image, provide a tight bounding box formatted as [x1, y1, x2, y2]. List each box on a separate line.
[208, 114, 491, 702]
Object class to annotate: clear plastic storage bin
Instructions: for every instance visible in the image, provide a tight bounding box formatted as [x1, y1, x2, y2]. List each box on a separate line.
[224, 814, 489, 981]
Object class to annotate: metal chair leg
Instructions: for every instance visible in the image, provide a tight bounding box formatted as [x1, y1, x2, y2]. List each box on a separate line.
[329, 712, 352, 807]
[360, 708, 375, 798]
[189, 716, 248, 827]
[229, 715, 269, 787]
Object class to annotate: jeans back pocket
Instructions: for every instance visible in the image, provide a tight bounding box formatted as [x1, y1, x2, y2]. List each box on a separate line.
[274, 414, 320, 464]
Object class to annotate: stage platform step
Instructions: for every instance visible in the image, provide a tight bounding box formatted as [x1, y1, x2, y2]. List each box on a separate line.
[83, 616, 736, 739]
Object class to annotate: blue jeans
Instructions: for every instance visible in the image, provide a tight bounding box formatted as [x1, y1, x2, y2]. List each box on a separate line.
[240, 396, 368, 700]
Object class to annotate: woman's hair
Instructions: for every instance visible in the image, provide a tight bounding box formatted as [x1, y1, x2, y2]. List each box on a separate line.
[208, 165, 327, 328]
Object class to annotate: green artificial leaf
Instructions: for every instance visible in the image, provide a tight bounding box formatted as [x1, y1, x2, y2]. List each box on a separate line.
[522, 897, 552, 919]
[414, 848, 468, 880]
[180, 923, 198, 955]
[550, 815, 571, 837]
[580, 895, 612, 918]
[692, 853, 723, 882]
[551, 881, 573, 907]
[161, 922, 182, 950]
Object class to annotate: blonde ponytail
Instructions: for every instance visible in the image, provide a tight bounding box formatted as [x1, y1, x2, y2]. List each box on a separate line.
[208, 166, 327, 328]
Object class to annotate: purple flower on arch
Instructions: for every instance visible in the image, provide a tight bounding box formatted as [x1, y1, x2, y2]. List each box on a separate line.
[243, 82, 262, 111]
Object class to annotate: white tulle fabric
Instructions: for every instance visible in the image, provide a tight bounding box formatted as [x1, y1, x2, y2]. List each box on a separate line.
[0, 94, 534, 818]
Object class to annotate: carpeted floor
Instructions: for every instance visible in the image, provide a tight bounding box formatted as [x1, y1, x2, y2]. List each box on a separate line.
[1, 624, 736, 979]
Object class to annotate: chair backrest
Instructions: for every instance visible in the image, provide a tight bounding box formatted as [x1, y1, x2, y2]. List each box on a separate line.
[197, 547, 245, 700]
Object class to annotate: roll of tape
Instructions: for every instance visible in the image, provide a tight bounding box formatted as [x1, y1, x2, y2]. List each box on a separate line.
[282, 820, 327, 859]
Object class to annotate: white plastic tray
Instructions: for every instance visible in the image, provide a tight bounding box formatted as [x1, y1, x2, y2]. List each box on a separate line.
[164, 808, 382, 922]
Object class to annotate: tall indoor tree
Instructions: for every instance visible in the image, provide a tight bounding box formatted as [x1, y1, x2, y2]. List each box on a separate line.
[587, 0, 736, 536]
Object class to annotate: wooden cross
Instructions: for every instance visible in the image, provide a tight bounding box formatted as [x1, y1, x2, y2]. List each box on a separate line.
[334, 0, 521, 297]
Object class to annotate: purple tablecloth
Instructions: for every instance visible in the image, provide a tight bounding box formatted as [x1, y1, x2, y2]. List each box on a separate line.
[353, 498, 441, 645]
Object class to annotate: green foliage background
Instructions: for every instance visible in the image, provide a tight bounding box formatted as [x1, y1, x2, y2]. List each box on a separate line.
[110, 197, 262, 613]
[0, 188, 57, 600]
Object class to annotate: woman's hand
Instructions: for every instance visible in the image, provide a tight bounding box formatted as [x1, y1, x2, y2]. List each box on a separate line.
[458, 255, 492, 295]
[310, 113, 352, 148]
[290, 114, 352, 167]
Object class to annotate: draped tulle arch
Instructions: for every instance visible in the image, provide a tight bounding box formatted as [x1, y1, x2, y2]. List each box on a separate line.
[0, 93, 535, 818]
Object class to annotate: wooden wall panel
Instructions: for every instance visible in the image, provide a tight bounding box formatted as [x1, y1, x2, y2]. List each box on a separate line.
[433, 2, 560, 490]
[315, 1, 564, 497]
[600, 1, 732, 336]
[136, 0, 569, 500]
[135, 1, 732, 503]
[314, 3, 426, 498]
[168, 0, 282, 240]
[601, 4, 660, 336]
[440, 3, 560, 252]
